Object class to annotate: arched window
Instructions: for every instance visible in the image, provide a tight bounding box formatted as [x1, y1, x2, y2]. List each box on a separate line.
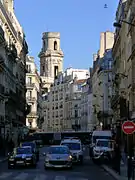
[43, 40, 46, 51]
[54, 41, 57, 50]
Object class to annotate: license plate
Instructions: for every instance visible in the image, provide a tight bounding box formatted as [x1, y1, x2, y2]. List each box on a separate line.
[55, 165, 63, 168]
[16, 161, 24, 164]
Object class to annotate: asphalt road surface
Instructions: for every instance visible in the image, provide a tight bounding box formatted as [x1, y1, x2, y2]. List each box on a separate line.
[0, 146, 116, 180]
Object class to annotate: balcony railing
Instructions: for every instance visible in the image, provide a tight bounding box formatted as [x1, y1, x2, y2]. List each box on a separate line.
[111, 93, 120, 108]
[26, 96, 36, 102]
[0, 25, 4, 44]
[26, 83, 34, 88]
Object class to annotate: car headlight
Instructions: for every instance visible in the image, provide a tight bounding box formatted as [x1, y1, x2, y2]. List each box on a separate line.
[9, 158, 14, 161]
[67, 155, 72, 161]
[45, 155, 51, 161]
[26, 157, 32, 160]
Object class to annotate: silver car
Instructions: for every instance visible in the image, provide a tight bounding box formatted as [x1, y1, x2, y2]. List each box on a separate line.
[43, 145, 72, 169]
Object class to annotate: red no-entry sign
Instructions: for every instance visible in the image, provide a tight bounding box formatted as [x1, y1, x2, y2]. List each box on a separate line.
[122, 121, 135, 134]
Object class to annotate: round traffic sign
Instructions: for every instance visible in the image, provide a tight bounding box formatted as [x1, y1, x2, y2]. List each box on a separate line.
[122, 121, 135, 134]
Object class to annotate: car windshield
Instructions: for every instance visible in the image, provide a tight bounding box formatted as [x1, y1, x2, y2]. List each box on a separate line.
[61, 143, 80, 150]
[48, 146, 69, 154]
[93, 136, 111, 144]
[96, 140, 109, 147]
[15, 147, 32, 154]
[22, 142, 35, 150]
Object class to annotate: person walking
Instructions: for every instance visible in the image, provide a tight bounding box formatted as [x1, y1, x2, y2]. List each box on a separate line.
[114, 142, 121, 175]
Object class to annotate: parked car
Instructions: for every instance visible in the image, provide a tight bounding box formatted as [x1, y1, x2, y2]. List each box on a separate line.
[43, 145, 73, 169]
[8, 146, 37, 169]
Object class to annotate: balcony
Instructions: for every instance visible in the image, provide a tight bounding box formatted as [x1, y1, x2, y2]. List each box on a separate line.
[0, 1, 17, 40]
[0, 84, 4, 98]
[97, 110, 113, 119]
[6, 44, 17, 60]
[26, 96, 36, 102]
[111, 93, 120, 108]
[26, 83, 34, 88]
[27, 111, 37, 117]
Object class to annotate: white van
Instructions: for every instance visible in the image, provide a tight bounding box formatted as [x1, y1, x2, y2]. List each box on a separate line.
[89, 130, 112, 158]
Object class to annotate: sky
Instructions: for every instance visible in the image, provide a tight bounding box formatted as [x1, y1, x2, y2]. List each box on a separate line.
[14, 0, 119, 71]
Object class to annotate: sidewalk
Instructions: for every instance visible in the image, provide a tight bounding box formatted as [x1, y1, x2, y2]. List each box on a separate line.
[102, 161, 128, 180]
[0, 156, 8, 163]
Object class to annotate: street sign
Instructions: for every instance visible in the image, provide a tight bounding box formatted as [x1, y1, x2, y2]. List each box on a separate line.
[122, 121, 135, 134]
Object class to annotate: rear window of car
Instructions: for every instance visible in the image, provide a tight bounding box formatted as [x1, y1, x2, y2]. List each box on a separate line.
[22, 142, 36, 150]
[61, 142, 81, 150]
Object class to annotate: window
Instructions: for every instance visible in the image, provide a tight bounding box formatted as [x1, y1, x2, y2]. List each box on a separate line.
[54, 41, 57, 50]
[44, 88, 48, 93]
[54, 66, 58, 79]
[77, 84, 81, 90]
[27, 77, 32, 84]
[75, 110, 78, 118]
[43, 40, 46, 51]
[27, 91, 32, 97]
[26, 65, 31, 73]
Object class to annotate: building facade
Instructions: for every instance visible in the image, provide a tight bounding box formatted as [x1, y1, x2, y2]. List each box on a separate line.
[42, 68, 90, 132]
[26, 56, 42, 130]
[39, 32, 64, 93]
[111, 0, 129, 128]
[91, 31, 114, 129]
[0, 0, 28, 142]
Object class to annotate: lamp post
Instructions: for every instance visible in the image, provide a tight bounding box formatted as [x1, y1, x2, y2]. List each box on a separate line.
[113, 20, 135, 28]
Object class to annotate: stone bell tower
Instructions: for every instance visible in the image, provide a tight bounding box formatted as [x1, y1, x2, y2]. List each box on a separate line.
[39, 32, 64, 93]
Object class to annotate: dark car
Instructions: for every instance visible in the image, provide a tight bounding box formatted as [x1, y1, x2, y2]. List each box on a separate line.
[8, 146, 37, 169]
[21, 141, 39, 161]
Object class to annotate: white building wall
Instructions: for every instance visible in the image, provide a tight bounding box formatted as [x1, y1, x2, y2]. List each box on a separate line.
[42, 67, 89, 132]
[87, 93, 93, 131]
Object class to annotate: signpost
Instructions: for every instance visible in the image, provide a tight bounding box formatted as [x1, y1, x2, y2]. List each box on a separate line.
[122, 121, 135, 180]
[122, 121, 135, 134]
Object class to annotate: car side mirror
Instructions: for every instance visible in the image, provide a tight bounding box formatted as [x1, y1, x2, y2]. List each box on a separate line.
[43, 152, 46, 156]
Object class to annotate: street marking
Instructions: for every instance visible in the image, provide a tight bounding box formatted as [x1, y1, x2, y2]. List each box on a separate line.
[0, 172, 12, 178]
[54, 176, 66, 180]
[69, 178, 88, 180]
[34, 174, 47, 180]
[14, 173, 28, 180]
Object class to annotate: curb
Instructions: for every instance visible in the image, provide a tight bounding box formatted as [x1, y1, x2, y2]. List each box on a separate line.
[0, 157, 8, 163]
[102, 165, 127, 180]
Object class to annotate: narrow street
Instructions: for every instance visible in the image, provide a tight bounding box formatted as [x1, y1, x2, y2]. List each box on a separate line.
[0, 147, 116, 180]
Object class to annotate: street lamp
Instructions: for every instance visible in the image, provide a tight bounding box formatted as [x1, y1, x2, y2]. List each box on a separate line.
[113, 19, 135, 28]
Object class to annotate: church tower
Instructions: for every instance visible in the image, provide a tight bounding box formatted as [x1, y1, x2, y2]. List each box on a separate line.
[39, 32, 64, 93]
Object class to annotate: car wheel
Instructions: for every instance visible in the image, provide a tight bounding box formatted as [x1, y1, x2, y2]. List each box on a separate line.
[44, 165, 49, 170]
[68, 165, 73, 170]
[32, 160, 37, 168]
[8, 164, 12, 169]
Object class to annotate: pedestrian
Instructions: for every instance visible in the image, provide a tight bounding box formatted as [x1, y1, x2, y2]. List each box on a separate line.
[114, 142, 121, 175]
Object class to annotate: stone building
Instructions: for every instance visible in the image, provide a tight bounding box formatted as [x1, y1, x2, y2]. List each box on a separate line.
[26, 56, 43, 130]
[42, 68, 90, 132]
[39, 32, 64, 93]
[0, 0, 28, 142]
